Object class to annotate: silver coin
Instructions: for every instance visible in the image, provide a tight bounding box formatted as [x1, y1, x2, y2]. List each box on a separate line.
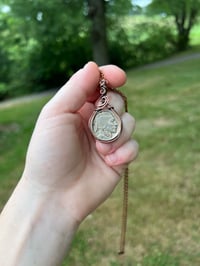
[89, 108, 122, 143]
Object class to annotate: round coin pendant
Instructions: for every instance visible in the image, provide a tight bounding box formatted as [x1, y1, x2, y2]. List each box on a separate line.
[89, 108, 122, 143]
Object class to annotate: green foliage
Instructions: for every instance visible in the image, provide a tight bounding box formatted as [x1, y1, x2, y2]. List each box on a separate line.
[131, 21, 176, 66]
[148, 0, 200, 51]
[1, 0, 91, 96]
[106, 0, 133, 17]
[110, 16, 176, 69]
[1, 0, 199, 100]
[1, 0, 135, 98]
[0, 10, 12, 85]
[0, 83, 9, 100]
[149, 0, 200, 16]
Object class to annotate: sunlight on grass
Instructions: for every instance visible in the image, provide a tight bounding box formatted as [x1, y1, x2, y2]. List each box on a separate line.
[1, 57, 200, 265]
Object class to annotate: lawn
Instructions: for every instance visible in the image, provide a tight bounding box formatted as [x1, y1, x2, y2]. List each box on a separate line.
[0, 56, 200, 265]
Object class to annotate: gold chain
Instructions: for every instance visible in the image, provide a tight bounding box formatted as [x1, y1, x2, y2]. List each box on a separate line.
[99, 71, 129, 255]
[118, 167, 128, 255]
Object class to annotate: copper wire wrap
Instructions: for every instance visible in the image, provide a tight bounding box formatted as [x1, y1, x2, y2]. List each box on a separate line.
[99, 71, 129, 256]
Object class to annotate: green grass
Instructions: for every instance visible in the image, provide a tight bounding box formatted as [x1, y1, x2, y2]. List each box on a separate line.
[1, 56, 200, 265]
[0, 97, 50, 207]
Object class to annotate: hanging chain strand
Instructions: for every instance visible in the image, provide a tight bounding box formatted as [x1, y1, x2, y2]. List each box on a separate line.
[99, 71, 129, 255]
[118, 167, 129, 255]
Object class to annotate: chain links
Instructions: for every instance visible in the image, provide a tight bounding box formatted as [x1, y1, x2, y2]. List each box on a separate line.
[99, 71, 129, 255]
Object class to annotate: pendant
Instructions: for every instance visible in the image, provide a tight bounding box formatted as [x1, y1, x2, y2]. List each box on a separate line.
[89, 108, 122, 143]
[88, 75, 122, 143]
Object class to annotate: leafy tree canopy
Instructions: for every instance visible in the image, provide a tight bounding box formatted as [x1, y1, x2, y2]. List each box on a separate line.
[148, 0, 200, 50]
[0, 0, 179, 99]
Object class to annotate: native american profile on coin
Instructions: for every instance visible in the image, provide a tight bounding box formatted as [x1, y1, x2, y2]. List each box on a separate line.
[90, 109, 121, 142]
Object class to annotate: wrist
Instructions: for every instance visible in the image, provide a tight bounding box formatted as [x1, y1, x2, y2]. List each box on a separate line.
[0, 176, 79, 266]
[20, 172, 80, 226]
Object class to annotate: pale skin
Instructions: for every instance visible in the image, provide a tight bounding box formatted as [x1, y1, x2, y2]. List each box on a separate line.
[0, 62, 138, 266]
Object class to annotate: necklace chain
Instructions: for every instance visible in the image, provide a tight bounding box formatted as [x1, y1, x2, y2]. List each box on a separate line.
[99, 71, 129, 255]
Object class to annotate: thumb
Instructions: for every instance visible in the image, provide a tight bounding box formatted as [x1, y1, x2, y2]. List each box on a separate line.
[43, 62, 100, 116]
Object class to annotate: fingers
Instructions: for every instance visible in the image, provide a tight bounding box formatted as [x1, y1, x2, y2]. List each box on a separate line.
[96, 111, 139, 167]
[106, 91, 125, 115]
[42, 62, 127, 116]
[104, 139, 139, 166]
[99, 65, 127, 88]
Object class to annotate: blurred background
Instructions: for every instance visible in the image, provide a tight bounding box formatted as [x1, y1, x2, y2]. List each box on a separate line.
[0, 1, 200, 265]
[1, 0, 200, 100]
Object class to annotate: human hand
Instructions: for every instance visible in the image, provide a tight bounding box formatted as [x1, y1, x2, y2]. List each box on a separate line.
[23, 62, 138, 223]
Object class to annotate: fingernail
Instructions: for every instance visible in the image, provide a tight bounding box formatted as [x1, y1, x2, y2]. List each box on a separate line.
[84, 61, 97, 69]
[84, 62, 89, 68]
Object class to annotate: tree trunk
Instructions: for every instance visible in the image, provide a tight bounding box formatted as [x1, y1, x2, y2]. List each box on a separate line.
[177, 30, 190, 51]
[86, 0, 110, 65]
[174, 5, 198, 51]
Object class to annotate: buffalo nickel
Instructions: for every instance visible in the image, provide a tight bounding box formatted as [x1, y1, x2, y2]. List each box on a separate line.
[89, 108, 122, 143]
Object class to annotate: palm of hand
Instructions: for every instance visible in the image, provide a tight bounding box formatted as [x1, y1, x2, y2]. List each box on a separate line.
[25, 107, 118, 221]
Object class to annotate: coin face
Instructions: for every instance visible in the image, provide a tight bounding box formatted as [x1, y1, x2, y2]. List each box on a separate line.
[89, 109, 122, 143]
